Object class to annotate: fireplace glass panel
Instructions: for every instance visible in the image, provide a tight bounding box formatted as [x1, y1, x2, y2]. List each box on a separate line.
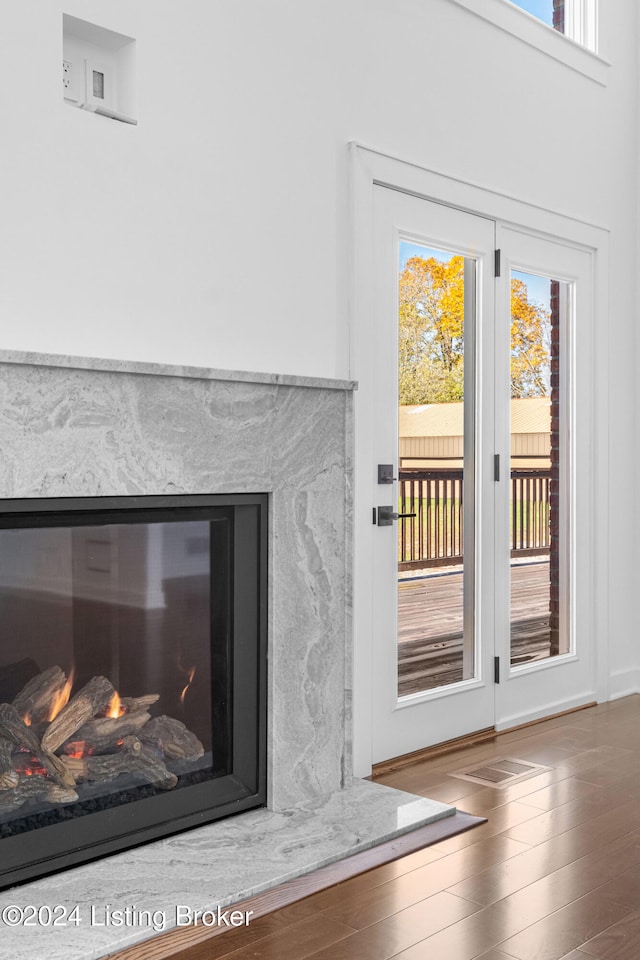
[0, 516, 232, 837]
[0, 495, 266, 887]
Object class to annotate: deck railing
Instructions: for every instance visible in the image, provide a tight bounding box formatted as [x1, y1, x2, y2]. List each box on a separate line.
[398, 467, 551, 570]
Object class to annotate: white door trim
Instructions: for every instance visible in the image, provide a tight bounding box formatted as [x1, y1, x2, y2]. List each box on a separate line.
[350, 142, 610, 779]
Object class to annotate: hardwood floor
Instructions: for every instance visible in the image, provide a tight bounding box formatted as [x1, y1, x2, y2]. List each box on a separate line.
[161, 696, 640, 960]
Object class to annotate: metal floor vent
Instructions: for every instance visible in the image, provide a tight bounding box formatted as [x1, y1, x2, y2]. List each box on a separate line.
[450, 757, 551, 789]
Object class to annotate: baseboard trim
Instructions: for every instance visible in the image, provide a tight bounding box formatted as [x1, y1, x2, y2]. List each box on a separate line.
[372, 699, 601, 777]
[608, 669, 640, 701]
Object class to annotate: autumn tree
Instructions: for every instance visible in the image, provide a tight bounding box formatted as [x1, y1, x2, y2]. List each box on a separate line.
[509, 276, 551, 398]
[399, 255, 465, 404]
[398, 255, 550, 404]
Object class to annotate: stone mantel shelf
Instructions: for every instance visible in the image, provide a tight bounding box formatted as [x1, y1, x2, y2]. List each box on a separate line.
[0, 350, 358, 392]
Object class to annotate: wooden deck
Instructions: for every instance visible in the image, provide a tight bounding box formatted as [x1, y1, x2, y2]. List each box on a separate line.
[398, 561, 551, 697]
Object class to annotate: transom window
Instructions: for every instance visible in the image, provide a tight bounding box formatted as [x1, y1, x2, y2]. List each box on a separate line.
[448, 0, 604, 82]
[510, 1, 556, 29]
[508, 0, 595, 51]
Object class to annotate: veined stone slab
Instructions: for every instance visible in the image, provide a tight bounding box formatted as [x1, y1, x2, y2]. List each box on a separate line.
[0, 355, 353, 810]
[0, 779, 454, 960]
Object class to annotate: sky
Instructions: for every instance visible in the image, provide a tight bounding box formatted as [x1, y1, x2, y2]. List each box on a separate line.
[400, 241, 451, 268]
[512, 270, 551, 312]
[509, 0, 554, 26]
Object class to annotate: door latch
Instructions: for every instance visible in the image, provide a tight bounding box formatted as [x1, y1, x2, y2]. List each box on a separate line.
[375, 505, 417, 527]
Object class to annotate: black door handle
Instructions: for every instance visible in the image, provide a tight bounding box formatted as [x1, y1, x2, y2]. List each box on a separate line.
[376, 506, 417, 527]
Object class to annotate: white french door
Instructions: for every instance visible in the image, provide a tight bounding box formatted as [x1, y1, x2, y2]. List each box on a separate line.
[371, 186, 496, 763]
[371, 185, 595, 764]
[493, 225, 595, 729]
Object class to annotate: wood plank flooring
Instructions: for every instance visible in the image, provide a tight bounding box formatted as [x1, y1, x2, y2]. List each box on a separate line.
[398, 562, 551, 696]
[158, 696, 640, 960]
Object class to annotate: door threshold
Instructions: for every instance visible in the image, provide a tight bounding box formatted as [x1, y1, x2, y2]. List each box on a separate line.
[496, 700, 597, 735]
[371, 727, 497, 778]
[371, 700, 599, 777]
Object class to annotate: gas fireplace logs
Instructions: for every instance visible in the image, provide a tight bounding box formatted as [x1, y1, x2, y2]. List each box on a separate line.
[11, 666, 70, 726]
[0, 703, 75, 788]
[141, 716, 205, 761]
[0, 667, 205, 817]
[61, 711, 153, 755]
[40, 675, 116, 754]
[60, 735, 179, 791]
[0, 736, 18, 789]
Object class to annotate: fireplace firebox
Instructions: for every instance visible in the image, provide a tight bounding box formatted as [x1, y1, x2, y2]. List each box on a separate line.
[0, 493, 267, 889]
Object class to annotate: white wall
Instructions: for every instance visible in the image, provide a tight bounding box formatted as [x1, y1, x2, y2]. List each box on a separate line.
[0, 2, 635, 372]
[0, 0, 637, 709]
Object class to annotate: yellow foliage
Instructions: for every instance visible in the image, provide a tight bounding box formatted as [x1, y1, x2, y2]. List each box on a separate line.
[398, 255, 550, 404]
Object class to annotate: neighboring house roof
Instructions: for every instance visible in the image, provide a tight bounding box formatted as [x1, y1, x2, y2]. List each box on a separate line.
[399, 397, 551, 438]
[399, 397, 551, 466]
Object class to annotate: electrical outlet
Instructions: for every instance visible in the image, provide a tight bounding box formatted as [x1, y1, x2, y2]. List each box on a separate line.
[63, 60, 72, 90]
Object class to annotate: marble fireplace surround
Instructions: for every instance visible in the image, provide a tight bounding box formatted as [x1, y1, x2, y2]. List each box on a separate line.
[0, 351, 454, 960]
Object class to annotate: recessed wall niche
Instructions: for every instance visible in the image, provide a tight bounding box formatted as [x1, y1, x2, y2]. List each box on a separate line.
[63, 14, 137, 125]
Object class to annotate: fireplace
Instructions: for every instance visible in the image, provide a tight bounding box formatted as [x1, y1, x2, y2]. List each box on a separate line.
[0, 354, 461, 960]
[0, 493, 267, 889]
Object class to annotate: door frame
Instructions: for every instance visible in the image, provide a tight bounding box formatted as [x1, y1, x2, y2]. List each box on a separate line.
[349, 142, 610, 779]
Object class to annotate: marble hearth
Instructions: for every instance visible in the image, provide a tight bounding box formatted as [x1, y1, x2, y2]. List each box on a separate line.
[0, 351, 454, 959]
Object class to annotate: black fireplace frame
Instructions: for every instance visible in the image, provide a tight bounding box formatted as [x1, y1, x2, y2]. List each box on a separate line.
[0, 493, 268, 890]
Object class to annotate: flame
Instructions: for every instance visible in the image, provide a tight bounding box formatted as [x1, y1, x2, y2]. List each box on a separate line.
[180, 667, 196, 704]
[48, 668, 74, 722]
[64, 741, 93, 760]
[106, 691, 125, 719]
[14, 753, 47, 777]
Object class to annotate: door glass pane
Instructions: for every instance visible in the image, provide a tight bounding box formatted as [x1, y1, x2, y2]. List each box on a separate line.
[509, 270, 569, 665]
[397, 241, 475, 696]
